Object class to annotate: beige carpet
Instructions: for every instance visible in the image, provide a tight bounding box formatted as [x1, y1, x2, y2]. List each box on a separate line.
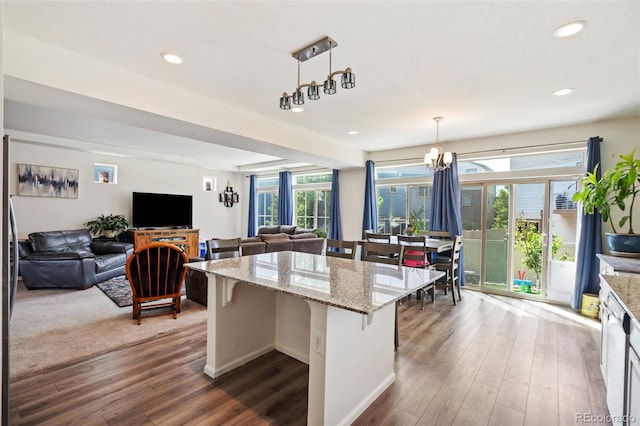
[10, 279, 207, 379]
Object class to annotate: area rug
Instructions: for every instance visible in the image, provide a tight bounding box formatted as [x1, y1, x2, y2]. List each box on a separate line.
[96, 275, 133, 307]
[9, 280, 207, 379]
[96, 275, 187, 307]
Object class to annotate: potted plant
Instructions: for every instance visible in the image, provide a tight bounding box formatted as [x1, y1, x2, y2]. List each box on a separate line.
[572, 149, 640, 256]
[407, 207, 425, 236]
[85, 214, 130, 238]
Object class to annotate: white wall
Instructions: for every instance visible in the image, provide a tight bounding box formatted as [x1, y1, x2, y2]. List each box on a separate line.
[9, 141, 243, 241]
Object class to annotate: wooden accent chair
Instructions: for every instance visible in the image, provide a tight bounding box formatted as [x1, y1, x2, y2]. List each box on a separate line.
[397, 235, 434, 309]
[206, 237, 242, 260]
[125, 242, 188, 325]
[433, 235, 464, 306]
[325, 239, 358, 259]
[363, 242, 404, 350]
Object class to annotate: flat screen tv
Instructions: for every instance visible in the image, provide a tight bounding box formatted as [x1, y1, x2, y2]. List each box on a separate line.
[132, 192, 193, 229]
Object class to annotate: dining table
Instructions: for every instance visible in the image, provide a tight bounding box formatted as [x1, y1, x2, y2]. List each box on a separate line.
[359, 235, 454, 260]
[185, 251, 444, 426]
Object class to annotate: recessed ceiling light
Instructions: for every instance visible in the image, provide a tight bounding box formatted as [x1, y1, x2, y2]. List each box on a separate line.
[554, 21, 586, 38]
[291, 107, 304, 113]
[348, 130, 358, 135]
[553, 88, 574, 96]
[161, 52, 183, 64]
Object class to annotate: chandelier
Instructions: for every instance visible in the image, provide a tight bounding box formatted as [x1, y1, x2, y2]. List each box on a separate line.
[424, 116, 452, 172]
[279, 36, 355, 111]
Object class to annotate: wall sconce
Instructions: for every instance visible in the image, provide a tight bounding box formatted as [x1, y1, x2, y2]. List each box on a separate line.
[219, 181, 239, 207]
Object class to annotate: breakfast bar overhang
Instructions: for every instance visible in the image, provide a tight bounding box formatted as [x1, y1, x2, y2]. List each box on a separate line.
[186, 251, 444, 426]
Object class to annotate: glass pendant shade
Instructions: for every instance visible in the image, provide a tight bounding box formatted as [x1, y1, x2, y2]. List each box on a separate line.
[292, 90, 304, 105]
[323, 78, 337, 95]
[307, 82, 320, 100]
[279, 93, 291, 110]
[443, 151, 453, 165]
[429, 147, 440, 160]
[341, 68, 355, 89]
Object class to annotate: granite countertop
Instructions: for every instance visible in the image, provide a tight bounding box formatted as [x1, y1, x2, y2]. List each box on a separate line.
[598, 254, 640, 274]
[185, 251, 444, 315]
[602, 274, 640, 321]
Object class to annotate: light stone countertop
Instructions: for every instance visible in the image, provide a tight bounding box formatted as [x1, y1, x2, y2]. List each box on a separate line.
[601, 274, 640, 321]
[598, 254, 640, 275]
[185, 251, 445, 315]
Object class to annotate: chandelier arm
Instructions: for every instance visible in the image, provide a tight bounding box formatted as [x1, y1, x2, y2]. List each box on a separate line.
[328, 69, 350, 79]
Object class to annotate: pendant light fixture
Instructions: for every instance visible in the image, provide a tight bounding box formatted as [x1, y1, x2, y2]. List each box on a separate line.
[424, 117, 453, 172]
[279, 36, 355, 110]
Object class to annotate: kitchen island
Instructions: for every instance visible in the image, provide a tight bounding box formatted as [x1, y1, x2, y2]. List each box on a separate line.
[186, 251, 444, 426]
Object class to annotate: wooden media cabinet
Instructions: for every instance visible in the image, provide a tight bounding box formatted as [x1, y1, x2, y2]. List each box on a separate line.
[128, 228, 200, 258]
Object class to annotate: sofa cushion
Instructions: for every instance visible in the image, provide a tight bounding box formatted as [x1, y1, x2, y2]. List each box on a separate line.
[279, 225, 297, 235]
[29, 229, 93, 253]
[295, 228, 317, 235]
[258, 226, 281, 234]
[242, 242, 266, 256]
[260, 233, 290, 242]
[95, 253, 129, 274]
[289, 233, 316, 240]
[242, 236, 263, 243]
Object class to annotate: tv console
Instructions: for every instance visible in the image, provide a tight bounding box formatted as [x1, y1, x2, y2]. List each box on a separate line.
[128, 228, 200, 258]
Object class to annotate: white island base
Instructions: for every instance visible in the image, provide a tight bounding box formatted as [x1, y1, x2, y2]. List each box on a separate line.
[204, 274, 396, 426]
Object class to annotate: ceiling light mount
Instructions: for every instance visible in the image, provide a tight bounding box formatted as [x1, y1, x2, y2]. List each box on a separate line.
[279, 36, 355, 110]
[554, 20, 586, 38]
[424, 117, 453, 173]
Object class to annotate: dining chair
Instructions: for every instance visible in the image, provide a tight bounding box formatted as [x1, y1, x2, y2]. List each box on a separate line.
[325, 239, 358, 259]
[397, 235, 434, 309]
[419, 230, 451, 239]
[364, 231, 391, 244]
[363, 241, 404, 350]
[206, 237, 242, 260]
[433, 235, 464, 305]
[362, 242, 404, 265]
[125, 242, 189, 325]
[184, 237, 243, 306]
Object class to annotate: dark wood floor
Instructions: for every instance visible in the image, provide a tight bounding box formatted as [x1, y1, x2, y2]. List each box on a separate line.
[10, 289, 609, 425]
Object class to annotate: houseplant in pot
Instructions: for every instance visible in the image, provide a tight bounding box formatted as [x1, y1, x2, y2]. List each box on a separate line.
[85, 214, 130, 239]
[572, 149, 640, 257]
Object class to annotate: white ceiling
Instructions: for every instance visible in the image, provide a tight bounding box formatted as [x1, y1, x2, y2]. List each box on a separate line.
[3, 1, 640, 171]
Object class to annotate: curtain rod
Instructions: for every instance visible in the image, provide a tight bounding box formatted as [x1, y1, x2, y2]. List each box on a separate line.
[459, 138, 596, 157]
[378, 138, 596, 165]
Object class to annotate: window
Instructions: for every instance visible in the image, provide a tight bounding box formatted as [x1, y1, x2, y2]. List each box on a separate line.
[296, 189, 330, 231]
[256, 172, 332, 232]
[257, 191, 278, 226]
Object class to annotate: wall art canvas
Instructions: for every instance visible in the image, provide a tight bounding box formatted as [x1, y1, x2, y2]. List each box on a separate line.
[17, 164, 79, 198]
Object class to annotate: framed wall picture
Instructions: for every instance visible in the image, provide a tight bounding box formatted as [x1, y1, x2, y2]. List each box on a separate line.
[17, 163, 79, 198]
[203, 176, 216, 191]
[93, 163, 117, 184]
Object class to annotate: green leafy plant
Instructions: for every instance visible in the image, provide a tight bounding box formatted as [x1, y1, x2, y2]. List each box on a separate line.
[85, 214, 130, 237]
[572, 149, 640, 234]
[514, 222, 563, 282]
[408, 207, 426, 233]
[314, 229, 327, 239]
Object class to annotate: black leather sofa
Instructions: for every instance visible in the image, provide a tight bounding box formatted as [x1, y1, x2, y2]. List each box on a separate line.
[19, 229, 134, 290]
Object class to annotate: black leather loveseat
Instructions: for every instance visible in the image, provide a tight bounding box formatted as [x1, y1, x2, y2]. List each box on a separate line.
[19, 229, 134, 290]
